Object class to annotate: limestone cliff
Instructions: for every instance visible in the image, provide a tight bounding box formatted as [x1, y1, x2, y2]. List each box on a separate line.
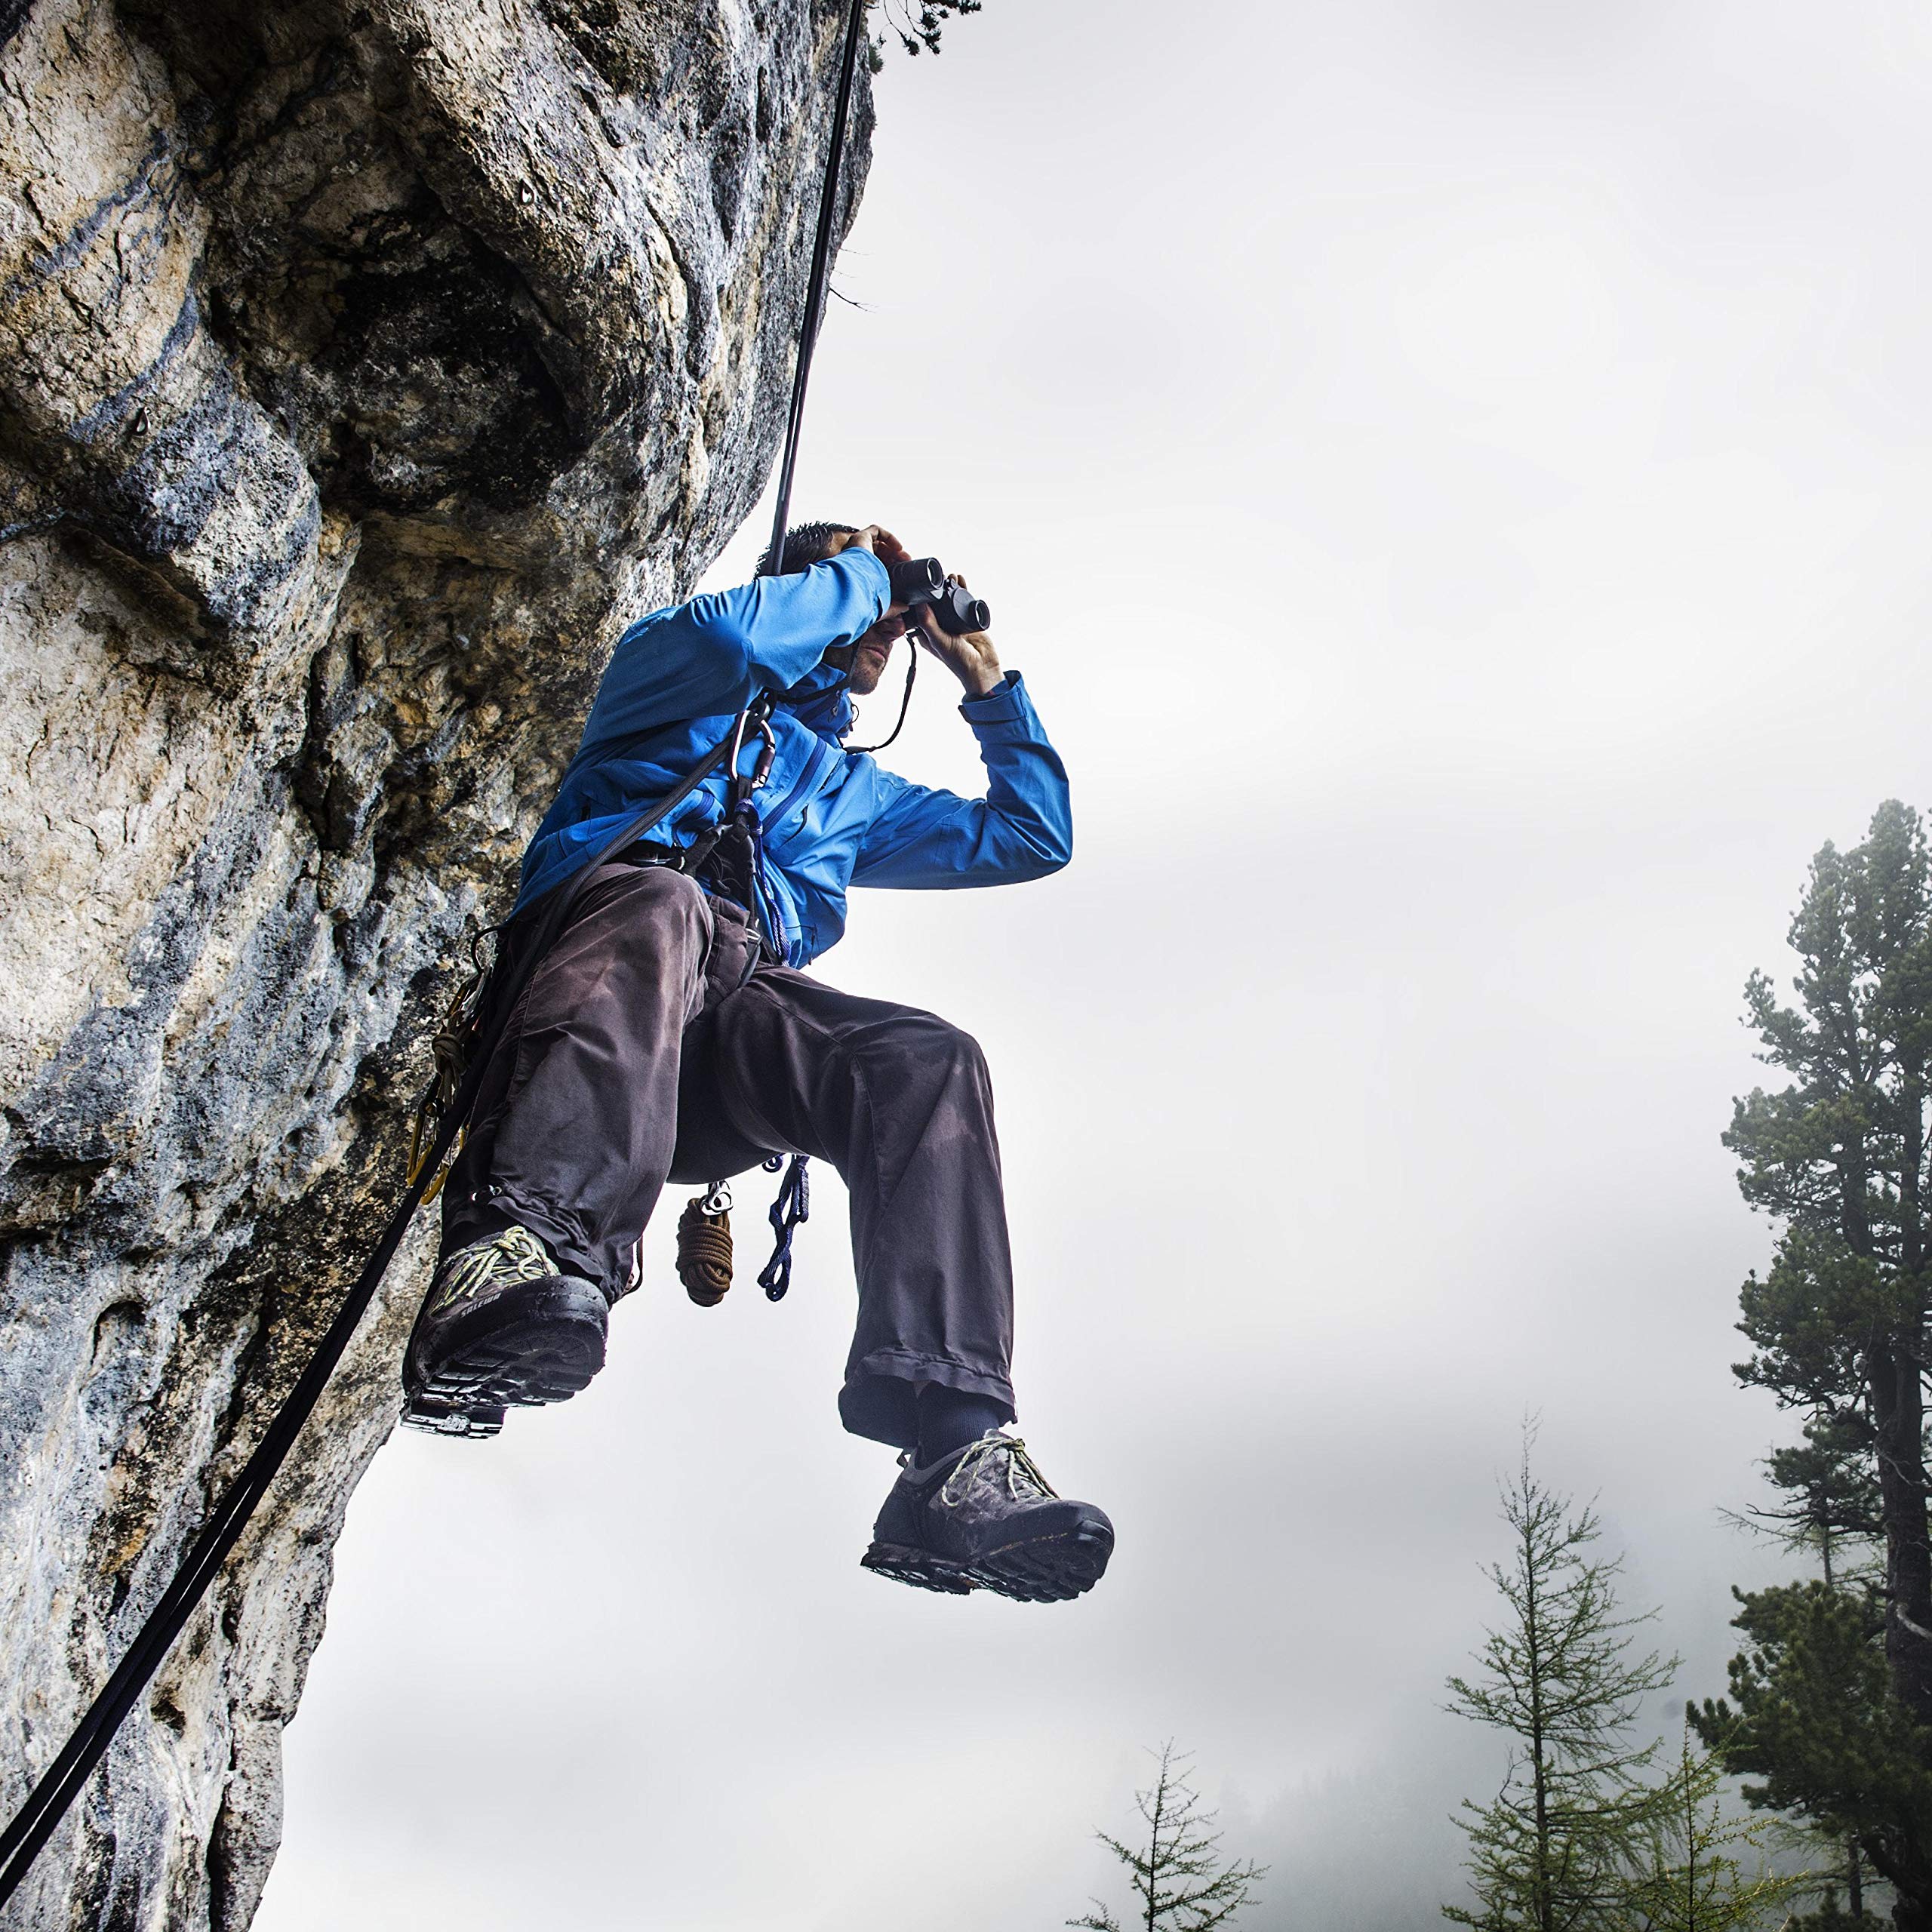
[0, 1, 871, 1922]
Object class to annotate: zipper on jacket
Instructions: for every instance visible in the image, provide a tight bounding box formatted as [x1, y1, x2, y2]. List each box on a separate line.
[758, 734, 835, 844]
[749, 734, 835, 967]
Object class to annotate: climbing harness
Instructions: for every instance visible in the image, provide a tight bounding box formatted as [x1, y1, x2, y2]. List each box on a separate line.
[0, 0, 871, 1903]
[402, 706, 765, 1201]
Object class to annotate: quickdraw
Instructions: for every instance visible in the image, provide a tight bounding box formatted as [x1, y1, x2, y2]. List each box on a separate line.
[757, 1152, 812, 1301]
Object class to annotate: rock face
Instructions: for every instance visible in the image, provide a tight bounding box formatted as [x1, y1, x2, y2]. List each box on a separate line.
[0, 1, 871, 1922]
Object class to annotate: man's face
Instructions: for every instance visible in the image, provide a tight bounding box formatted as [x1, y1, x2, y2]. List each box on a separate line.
[817, 530, 918, 694]
[824, 608, 913, 696]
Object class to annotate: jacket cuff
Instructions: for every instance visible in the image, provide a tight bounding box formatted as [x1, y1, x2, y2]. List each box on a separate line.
[829, 546, 891, 606]
[959, 669, 1029, 730]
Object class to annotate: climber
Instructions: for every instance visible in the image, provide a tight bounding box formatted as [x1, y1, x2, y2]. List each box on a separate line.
[398, 521, 1113, 1604]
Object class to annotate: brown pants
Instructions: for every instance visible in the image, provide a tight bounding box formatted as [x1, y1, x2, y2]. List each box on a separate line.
[440, 861, 1017, 1447]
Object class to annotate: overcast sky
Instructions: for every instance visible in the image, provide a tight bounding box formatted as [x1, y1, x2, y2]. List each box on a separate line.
[257, 4, 1932, 1927]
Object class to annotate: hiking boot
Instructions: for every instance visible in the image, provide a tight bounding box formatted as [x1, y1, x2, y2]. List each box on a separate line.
[401, 1224, 608, 1434]
[861, 1432, 1115, 1604]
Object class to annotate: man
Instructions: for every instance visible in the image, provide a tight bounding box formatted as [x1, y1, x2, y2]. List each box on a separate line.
[400, 521, 1113, 1604]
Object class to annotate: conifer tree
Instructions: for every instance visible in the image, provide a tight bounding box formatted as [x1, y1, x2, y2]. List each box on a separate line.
[1733, 1414, 1883, 1591]
[1718, 1413, 1884, 1918]
[1442, 1432, 1679, 1932]
[1697, 801, 1932, 1928]
[1695, 1583, 1927, 1922]
[1069, 1743, 1266, 1932]
[1628, 1718, 1810, 1931]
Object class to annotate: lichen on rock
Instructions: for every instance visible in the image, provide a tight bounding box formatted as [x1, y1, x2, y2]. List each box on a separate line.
[0, 0, 872, 1922]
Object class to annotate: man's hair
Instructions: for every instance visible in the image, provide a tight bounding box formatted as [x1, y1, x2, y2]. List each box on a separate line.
[758, 520, 856, 577]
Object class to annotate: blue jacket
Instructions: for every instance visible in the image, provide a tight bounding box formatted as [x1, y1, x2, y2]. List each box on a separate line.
[515, 548, 1072, 965]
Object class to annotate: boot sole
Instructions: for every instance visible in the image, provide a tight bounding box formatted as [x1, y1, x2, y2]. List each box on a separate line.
[401, 1393, 506, 1440]
[968, 1515, 1114, 1604]
[405, 1277, 609, 1424]
[860, 1543, 976, 1595]
[860, 1511, 1115, 1604]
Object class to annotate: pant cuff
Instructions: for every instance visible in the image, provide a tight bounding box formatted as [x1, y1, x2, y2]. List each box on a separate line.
[440, 1193, 614, 1301]
[838, 1349, 1017, 1450]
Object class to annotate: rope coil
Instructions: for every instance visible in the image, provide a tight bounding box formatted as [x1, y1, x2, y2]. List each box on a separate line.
[677, 1183, 735, 1306]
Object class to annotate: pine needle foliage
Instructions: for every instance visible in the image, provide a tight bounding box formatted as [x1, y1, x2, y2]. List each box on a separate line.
[1721, 1414, 1881, 1591]
[1694, 1583, 1932, 1913]
[1069, 1743, 1266, 1932]
[1628, 1718, 1812, 1932]
[1443, 1430, 1680, 1932]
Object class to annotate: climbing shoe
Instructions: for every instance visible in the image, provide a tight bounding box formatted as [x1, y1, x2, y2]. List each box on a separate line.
[861, 1432, 1114, 1604]
[401, 1224, 608, 1435]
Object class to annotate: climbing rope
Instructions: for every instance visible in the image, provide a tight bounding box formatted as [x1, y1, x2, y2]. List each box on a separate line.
[765, 0, 868, 568]
[0, 0, 871, 1901]
[676, 1182, 736, 1306]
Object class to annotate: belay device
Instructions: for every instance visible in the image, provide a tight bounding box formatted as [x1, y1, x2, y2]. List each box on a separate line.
[0, 0, 872, 1903]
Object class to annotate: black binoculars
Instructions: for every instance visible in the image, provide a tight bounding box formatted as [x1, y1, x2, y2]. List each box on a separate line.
[885, 557, 992, 636]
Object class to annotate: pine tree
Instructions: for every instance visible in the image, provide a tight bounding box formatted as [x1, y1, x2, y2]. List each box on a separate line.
[1699, 801, 1932, 1928]
[1724, 801, 1932, 1712]
[1069, 1743, 1266, 1932]
[1733, 1413, 1883, 1591]
[1694, 1583, 1930, 1919]
[1718, 1411, 1884, 1918]
[1443, 1431, 1679, 1932]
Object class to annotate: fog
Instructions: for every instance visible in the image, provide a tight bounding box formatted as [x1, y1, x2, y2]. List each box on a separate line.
[257, 3, 1932, 1926]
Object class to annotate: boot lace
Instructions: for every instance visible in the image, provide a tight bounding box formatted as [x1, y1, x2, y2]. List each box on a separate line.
[432, 1224, 555, 1312]
[940, 1432, 1060, 1510]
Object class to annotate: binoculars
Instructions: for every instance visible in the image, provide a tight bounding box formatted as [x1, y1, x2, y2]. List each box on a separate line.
[886, 556, 992, 636]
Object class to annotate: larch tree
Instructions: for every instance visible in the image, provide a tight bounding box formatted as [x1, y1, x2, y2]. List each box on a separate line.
[1069, 1743, 1266, 1932]
[1443, 1431, 1679, 1932]
[1629, 1717, 1810, 1932]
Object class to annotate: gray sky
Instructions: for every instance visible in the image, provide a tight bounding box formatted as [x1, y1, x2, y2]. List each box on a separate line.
[257, 3, 1932, 1927]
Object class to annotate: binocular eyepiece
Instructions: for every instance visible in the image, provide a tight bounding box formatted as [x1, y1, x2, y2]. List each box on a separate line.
[885, 556, 992, 636]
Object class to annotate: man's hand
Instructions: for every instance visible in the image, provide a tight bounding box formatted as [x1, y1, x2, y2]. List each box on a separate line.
[826, 525, 912, 574]
[913, 572, 1003, 700]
